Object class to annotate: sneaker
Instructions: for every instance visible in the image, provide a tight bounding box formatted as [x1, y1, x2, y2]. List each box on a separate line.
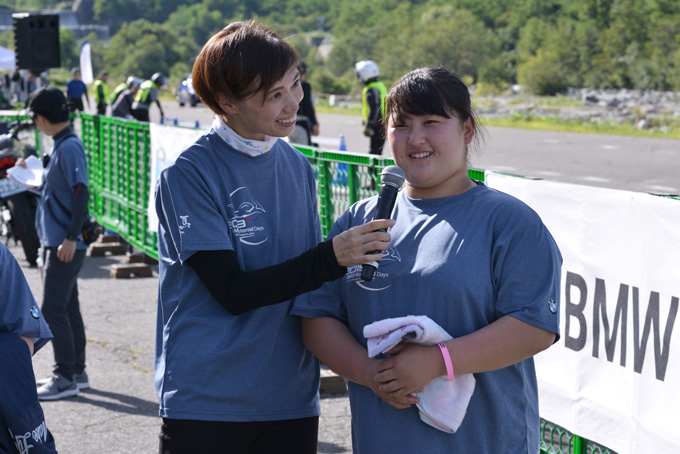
[37, 373, 79, 401]
[75, 370, 90, 390]
[37, 370, 89, 390]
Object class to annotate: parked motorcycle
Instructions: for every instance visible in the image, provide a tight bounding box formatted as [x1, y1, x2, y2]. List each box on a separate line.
[0, 120, 40, 266]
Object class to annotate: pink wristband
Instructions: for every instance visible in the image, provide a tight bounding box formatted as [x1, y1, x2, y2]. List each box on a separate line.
[437, 342, 454, 381]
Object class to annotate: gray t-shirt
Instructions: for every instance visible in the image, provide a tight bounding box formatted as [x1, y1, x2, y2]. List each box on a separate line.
[293, 183, 562, 453]
[155, 130, 322, 421]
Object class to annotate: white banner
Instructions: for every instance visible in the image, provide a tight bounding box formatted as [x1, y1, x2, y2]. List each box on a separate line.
[147, 123, 203, 233]
[485, 171, 680, 453]
[79, 41, 93, 84]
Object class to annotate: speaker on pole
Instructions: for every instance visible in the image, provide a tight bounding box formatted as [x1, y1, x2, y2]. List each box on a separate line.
[13, 13, 61, 70]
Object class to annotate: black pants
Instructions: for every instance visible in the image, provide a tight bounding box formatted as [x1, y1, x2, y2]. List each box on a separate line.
[40, 247, 87, 380]
[131, 108, 149, 122]
[68, 98, 84, 113]
[159, 416, 319, 454]
[97, 104, 107, 115]
[369, 126, 385, 156]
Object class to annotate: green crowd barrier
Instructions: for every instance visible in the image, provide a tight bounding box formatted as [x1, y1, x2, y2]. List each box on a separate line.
[79, 113, 158, 258]
[76, 114, 616, 454]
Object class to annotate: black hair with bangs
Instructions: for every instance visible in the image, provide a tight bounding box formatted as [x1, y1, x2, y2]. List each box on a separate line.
[386, 67, 473, 122]
[385, 66, 484, 152]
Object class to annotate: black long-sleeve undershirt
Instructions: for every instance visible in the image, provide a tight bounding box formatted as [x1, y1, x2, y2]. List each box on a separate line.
[365, 87, 383, 128]
[186, 239, 346, 316]
[67, 184, 89, 239]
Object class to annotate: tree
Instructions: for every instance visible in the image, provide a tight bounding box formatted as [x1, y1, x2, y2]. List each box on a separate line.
[166, 4, 224, 46]
[408, 7, 498, 82]
[93, 0, 187, 30]
[516, 17, 549, 59]
[202, 0, 243, 17]
[310, 67, 351, 94]
[0, 30, 13, 50]
[103, 19, 196, 82]
[64, 0, 680, 95]
[59, 28, 78, 72]
[326, 28, 379, 78]
[517, 48, 568, 95]
[15, 0, 61, 9]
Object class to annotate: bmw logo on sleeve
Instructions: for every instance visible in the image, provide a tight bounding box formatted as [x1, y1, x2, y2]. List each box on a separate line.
[30, 306, 41, 319]
[548, 299, 558, 315]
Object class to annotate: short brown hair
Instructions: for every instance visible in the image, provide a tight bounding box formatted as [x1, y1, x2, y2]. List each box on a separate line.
[192, 21, 300, 115]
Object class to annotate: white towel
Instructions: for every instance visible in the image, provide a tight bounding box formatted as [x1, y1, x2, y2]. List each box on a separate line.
[363, 315, 476, 433]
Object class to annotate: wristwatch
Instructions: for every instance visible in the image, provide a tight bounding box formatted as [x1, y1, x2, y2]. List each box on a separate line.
[66, 234, 78, 241]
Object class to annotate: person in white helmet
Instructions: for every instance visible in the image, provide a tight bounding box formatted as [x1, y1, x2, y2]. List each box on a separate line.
[110, 76, 139, 106]
[355, 60, 387, 156]
[131, 72, 166, 122]
[111, 78, 141, 119]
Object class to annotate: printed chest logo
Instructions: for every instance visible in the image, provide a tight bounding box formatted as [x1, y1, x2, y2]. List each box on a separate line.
[227, 187, 268, 245]
[30, 306, 40, 319]
[346, 247, 401, 291]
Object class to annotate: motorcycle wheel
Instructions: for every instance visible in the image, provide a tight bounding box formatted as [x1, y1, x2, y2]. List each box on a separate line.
[7, 191, 40, 266]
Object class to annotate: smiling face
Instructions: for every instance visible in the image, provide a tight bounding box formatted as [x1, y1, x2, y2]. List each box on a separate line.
[388, 112, 475, 199]
[218, 64, 303, 141]
[385, 67, 481, 199]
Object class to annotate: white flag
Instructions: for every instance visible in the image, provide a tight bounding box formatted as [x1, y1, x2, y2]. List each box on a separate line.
[79, 41, 93, 84]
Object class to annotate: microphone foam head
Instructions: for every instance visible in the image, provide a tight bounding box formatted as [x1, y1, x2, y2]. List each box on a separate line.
[380, 165, 405, 188]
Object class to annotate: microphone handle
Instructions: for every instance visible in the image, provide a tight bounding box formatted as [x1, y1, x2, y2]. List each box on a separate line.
[373, 185, 399, 220]
[360, 226, 387, 281]
[360, 184, 399, 281]
[361, 262, 377, 281]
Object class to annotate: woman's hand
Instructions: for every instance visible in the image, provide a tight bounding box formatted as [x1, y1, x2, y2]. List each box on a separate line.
[57, 238, 77, 263]
[302, 316, 417, 410]
[374, 343, 443, 398]
[14, 157, 27, 168]
[331, 219, 395, 267]
[366, 357, 421, 409]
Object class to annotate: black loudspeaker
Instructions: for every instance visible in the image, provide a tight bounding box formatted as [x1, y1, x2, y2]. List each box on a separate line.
[13, 13, 61, 70]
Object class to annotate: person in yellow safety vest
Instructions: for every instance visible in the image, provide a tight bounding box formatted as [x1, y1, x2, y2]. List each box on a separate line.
[111, 78, 141, 119]
[110, 76, 138, 106]
[93, 71, 109, 115]
[355, 60, 387, 156]
[130, 73, 166, 123]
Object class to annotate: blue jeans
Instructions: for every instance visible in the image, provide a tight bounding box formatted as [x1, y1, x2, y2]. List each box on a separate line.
[40, 247, 87, 380]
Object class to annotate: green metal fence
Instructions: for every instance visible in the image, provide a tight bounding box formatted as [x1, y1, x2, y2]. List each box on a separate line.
[540, 420, 616, 454]
[74, 114, 616, 453]
[79, 114, 158, 258]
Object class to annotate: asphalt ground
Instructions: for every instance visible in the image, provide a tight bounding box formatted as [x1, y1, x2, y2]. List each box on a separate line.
[7, 240, 352, 454]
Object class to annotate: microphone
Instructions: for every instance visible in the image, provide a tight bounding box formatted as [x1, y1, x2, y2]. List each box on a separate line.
[361, 165, 405, 281]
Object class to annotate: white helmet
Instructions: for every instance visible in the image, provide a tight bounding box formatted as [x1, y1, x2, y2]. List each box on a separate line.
[126, 76, 142, 88]
[354, 60, 379, 83]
